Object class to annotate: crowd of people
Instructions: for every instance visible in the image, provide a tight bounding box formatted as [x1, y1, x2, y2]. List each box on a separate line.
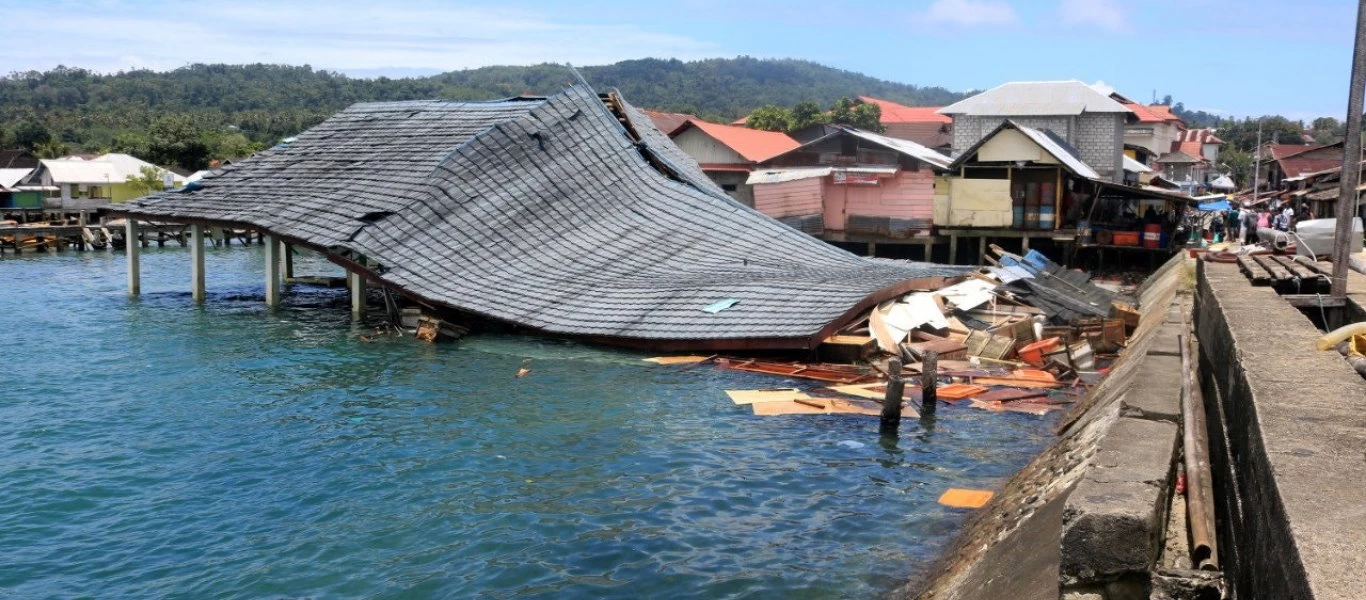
[1206, 202, 1315, 244]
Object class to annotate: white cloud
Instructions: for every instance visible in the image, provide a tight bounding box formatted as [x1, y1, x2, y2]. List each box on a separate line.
[1058, 0, 1126, 32]
[0, 0, 719, 76]
[923, 0, 1019, 26]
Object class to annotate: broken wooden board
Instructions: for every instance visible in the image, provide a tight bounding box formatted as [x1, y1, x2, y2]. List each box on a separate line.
[827, 383, 923, 403]
[725, 388, 807, 405]
[750, 396, 902, 417]
[715, 358, 878, 384]
[937, 383, 990, 400]
[643, 355, 714, 365]
[971, 387, 1049, 402]
[819, 334, 876, 363]
[966, 377, 1064, 389]
[967, 399, 1060, 416]
[939, 488, 995, 508]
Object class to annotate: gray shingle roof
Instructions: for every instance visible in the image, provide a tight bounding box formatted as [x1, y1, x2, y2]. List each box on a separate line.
[118, 85, 965, 349]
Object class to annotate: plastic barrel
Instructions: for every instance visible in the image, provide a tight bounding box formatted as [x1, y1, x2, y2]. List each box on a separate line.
[1039, 205, 1055, 230]
[1143, 223, 1162, 248]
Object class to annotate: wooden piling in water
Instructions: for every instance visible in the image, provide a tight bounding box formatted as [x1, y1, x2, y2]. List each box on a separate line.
[880, 358, 904, 435]
[921, 350, 938, 419]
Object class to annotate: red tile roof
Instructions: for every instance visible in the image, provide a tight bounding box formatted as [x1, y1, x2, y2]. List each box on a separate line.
[1263, 143, 1319, 160]
[1123, 102, 1166, 123]
[680, 120, 801, 163]
[642, 109, 697, 136]
[857, 96, 951, 124]
[1176, 141, 1208, 161]
[1179, 128, 1224, 145]
[1145, 104, 1182, 123]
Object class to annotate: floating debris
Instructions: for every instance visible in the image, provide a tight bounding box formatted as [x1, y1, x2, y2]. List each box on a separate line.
[939, 488, 995, 508]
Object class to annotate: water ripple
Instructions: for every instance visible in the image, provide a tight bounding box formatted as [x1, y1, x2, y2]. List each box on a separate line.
[0, 247, 1055, 598]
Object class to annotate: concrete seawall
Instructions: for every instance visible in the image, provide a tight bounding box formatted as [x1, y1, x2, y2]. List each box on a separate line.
[904, 255, 1190, 600]
[1195, 261, 1366, 600]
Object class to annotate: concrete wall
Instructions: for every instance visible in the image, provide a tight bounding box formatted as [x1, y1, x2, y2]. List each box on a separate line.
[703, 171, 754, 207]
[905, 255, 1190, 600]
[1195, 261, 1366, 600]
[953, 113, 1124, 183]
[672, 128, 747, 165]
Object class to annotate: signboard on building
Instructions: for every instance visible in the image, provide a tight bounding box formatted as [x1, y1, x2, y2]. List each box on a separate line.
[833, 170, 880, 186]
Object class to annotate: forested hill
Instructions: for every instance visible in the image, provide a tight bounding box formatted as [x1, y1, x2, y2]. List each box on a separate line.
[0, 57, 966, 167]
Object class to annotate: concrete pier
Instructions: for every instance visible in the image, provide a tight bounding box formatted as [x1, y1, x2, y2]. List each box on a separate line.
[264, 234, 281, 306]
[190, 224, 205, 302]
[125, 219, 140, 296]
[349, 270, 366, 319]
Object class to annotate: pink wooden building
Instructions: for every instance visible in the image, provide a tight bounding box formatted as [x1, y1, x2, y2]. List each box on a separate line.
[748, 127, 952, 239]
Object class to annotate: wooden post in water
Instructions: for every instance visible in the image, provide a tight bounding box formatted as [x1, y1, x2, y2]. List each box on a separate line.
[125, 219, 140, 296]
[283, 244, 295, 280]
[880, 358, 904, 435]
[349, 270, 366, 320]
[264, 234, 281, 307]
[190, 224, 205, 303]
[921, 351, 939, 419]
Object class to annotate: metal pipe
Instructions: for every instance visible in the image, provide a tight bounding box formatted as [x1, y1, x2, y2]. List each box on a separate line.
[1332, 0, 1366, 298]
[1180, 329, 1219, 570]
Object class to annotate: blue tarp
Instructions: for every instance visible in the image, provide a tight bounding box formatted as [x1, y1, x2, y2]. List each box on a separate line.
[1198, 199, 1231, 212]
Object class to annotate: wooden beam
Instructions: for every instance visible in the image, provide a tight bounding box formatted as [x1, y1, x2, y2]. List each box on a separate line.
[1054, 168, 1063, 231]
[283, 244, 295, 280]
[125, 219, 140, 296]
[190, 224, 205, 302]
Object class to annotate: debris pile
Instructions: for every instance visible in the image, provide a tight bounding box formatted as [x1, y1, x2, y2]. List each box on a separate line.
[648, 247, 1142, 419]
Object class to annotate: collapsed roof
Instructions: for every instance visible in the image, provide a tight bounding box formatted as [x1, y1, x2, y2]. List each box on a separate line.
[112, 83, 964, 350]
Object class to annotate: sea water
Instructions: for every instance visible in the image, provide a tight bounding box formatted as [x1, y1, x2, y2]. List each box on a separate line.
[0, 245, 1056, 599]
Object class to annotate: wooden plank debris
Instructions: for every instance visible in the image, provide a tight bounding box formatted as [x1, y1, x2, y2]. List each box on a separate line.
[643, 355, 714, 365]
[939, 488, 995, 508]
[725, 388, 808, 405]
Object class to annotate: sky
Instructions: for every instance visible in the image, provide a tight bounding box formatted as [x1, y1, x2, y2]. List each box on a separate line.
[1, 0, 1358, 120]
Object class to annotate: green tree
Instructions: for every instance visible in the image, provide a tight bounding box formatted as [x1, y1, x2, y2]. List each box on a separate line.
[789, 101, 827, 130]
[209, 132, 261, 160]
[34, 138, 68, 158]
[829, 97, 883, 132]
[147, 114, 210, 170]
[1218, 149, 1253, 188]
[123, 165, 167, 197]
[13, 118, 52, 151]
[111, 131, 149, 156]
[745, 105, 792, 132]
[1311, 116, 1341, 132]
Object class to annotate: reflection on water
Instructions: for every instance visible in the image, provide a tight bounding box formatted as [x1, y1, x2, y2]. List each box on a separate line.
[0, 246, 1056, 598]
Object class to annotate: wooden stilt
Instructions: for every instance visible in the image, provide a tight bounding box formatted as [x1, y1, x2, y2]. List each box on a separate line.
[948, 234, 959, 265]
[349, 270, 366, 319]
[283, 244, 295, 280]
[880, 358, 904, 435]
[125, 219, 140, 296]
[191, 224, 205, 303]
[264, 234, 281, 307]
[978, 236, 987, 266]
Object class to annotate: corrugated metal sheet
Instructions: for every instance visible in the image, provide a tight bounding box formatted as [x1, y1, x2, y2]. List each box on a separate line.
[748, 167, 834, 185]
[114, 85, 967, 349]
[939, 81, 1131, 117]
[1123, 155, 1152, 174]
[843, 128, 953, 170]
[0, 168, 32, 190]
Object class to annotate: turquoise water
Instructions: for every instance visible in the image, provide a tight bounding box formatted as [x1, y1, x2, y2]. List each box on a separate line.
[0, 245, 1056, 599]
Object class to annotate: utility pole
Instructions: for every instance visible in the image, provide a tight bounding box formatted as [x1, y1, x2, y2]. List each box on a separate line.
[1251, 120, 1262, 203]
[1332, 0, 1366, 299]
